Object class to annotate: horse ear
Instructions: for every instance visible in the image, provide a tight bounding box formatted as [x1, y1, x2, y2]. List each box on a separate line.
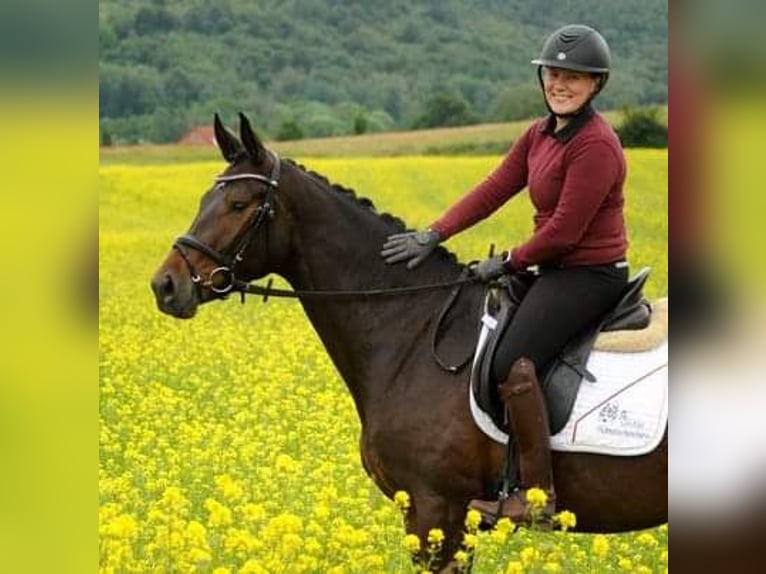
[238, 112, 266, 164]
[213, 113, 244, 163]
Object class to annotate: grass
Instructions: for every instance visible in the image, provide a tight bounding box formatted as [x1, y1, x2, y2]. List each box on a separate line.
[99, 107, 667, 165]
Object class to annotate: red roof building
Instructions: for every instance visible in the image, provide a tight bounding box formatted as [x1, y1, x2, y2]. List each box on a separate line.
[178, 125, 215, 145]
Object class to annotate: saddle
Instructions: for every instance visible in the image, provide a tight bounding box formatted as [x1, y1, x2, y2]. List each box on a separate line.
[471, 267, 654, 435]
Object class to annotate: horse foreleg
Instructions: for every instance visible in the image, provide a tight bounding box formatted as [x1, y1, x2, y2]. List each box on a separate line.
[404, 491, 470, 573]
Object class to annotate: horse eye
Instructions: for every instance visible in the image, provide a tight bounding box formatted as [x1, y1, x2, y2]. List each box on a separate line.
[231, 201, 248, 212]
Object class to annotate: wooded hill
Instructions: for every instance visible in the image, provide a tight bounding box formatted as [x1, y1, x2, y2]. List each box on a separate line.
[99, 0, 667, 144]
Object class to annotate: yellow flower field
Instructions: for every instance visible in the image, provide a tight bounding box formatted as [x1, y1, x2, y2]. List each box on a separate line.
[100, 153, 668, 573]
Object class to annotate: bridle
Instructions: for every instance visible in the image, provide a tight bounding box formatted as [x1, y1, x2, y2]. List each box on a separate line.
[173, 151, 281, 296]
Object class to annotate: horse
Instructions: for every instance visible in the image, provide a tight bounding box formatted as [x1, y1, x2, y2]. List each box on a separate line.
[151, 113, 667, 571]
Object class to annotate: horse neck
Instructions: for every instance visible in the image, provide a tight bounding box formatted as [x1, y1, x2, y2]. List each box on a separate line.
[276, 165, 464, 420]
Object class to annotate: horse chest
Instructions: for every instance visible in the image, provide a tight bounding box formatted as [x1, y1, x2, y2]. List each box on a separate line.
[360, 431, 399, 497]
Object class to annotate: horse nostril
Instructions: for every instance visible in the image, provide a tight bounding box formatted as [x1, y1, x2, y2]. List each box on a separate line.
[161, 274, 175, 299]
[152, 273, 176, 304]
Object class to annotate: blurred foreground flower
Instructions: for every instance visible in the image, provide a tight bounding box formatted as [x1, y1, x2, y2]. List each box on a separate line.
[525, 487, 548, 507]
[403, 533, 421, 554]
[427, 528, 445, 545]
[554, 510, 577, 531]
[465, 509, 482, 532]
[394, 490, 411, 511]
[592, 534, 610, 558]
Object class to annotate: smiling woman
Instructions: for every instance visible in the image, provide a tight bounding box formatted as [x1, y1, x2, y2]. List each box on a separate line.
[380, 24, 637, 527]
[541, 68, 600, 118]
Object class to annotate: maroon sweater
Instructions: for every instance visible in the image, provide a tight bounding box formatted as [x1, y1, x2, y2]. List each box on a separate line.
[430, 109, 628, 270]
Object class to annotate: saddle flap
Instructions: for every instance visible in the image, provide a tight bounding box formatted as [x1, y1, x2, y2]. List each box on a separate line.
[475, 287, 515, 416]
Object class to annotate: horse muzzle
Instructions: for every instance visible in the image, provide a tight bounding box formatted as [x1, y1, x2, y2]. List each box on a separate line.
[150, 266, 199, 319]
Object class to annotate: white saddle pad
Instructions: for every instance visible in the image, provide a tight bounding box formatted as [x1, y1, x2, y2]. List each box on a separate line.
[469, 333, 668, 457]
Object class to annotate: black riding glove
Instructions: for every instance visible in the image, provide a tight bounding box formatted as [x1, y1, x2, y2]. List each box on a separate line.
[381, 229, 441, 269]
[474, 253, 512, 282]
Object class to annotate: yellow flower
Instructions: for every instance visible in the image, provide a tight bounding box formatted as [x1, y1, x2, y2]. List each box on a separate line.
[214, 473, 244, 502]
[454, 550, 470, 565]
[618, 557, 633, 571]
[520, 546, 540, 564]
[281, 532, 302, 554]
[313, 503, 330, 519]
[465, 509, 482, 532]
[637, 532, 658, 547]
[543, 563, 562, 573]
[592, 534, 610, 558]
[238, 560, 269, 574]
[212, 568, 231, 574]
[427, 528, 445, 545]
[394, 490, 410, 511]
[304, 537, 322, 554]
[463, 533, 479, 550]
[525, 488, 548, 507]
[241, 503, 266, 524]
[204, 498, 233, 528]
[188, 547, 211, 564]
[403, 533, 421, 554]
[104, 514, 139, 539]
[365, 554, 384, 568]
[554, 510, 577, 531]
[275, 453, 299, 472]
[505, 561, 524, 574]
[495, 517, 515, 534]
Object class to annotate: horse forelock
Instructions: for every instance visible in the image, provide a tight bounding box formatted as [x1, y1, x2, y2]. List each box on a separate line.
[285, 158, 463, 268]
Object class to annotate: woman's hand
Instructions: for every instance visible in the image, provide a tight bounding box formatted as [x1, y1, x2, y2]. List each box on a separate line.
[380, 229, 441, 269]
[473, 253, 513, 281]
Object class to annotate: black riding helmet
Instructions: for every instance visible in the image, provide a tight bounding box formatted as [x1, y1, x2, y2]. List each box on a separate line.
[532, 24, 611, 117]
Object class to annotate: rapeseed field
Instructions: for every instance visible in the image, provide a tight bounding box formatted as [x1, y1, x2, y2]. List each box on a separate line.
[100, 153, 667, 573]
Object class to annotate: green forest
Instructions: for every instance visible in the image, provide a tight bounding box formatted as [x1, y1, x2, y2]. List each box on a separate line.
[99, 0, 667, 144]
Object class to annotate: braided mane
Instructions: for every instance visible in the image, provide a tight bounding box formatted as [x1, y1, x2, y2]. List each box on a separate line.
[286, 158, 462, 267]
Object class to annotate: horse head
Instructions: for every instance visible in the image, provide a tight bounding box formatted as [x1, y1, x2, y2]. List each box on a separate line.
[151, 113, 293, 318]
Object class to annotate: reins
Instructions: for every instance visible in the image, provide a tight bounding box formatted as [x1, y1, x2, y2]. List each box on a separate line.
[231, 272, 477, 302]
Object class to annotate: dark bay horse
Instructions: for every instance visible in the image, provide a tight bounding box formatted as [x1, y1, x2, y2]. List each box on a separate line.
[151, 114, 667, 570]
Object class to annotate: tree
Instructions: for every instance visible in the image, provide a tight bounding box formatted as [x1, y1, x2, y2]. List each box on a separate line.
[276, 119, 304, 141]
[134, 6, 176, 35]
[353, 113, 367, 135]
[100, 126, 113, 147]
[412, 90, 477, 129]
[491, 83, 547, 122]
[616, 107, 668, 148]
[99, 63, 163, 118]
[150, 107, 189, 143]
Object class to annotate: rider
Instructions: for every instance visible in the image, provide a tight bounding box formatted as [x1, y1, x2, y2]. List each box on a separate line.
[380, 24, 629, 525]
